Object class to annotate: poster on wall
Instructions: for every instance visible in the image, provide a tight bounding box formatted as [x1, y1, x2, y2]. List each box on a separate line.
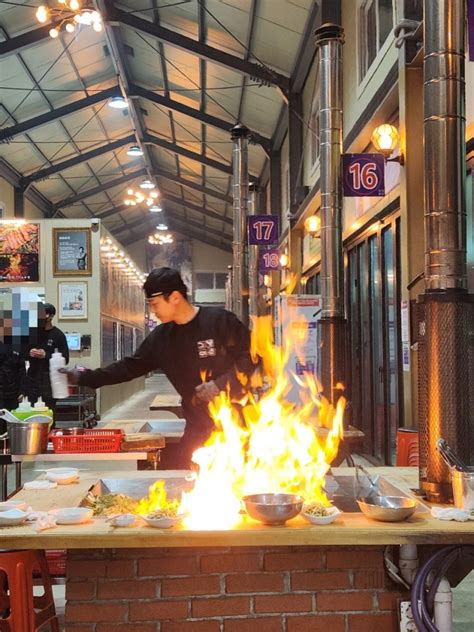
[147, 239, 193, 296]
[53, 227, 91, 275]
[58, 281, 87, 319]
[0, 223, 39, 282]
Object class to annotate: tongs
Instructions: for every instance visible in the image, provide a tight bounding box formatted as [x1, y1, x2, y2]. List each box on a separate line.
[436, 438, 469, 472]
[354, 463, 379, 496]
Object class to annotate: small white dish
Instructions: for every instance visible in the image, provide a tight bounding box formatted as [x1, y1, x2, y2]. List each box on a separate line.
[302, 506, 342, 525]
[49, 507, 93, 525]
[0, 500, 27, 512]
[143, 515, 183, 529]
[107, 513, 137, 527]
[24, 481, 57, 490]
[45, 468, 79, 485]
[0, 509, 29, 527]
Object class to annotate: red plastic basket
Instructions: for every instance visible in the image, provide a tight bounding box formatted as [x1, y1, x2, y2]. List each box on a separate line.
[49, 429, 124, 453]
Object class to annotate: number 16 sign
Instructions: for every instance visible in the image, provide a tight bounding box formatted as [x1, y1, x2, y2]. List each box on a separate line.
[342, 154, 385, 197]
[247, 215, 279, 245]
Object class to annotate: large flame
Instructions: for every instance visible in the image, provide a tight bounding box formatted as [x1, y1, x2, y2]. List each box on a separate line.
[138, 314, 345, 529]
[179, 314, 345, 529]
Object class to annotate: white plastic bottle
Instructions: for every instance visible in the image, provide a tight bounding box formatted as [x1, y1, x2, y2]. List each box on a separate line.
[49, 349, 69, 399]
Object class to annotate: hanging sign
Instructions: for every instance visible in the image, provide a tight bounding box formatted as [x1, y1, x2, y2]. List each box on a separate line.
[258, 248, 280, 271]
[248, 215, 279, 245]
[342, 154, 385, 197]
[469, 0, 474, 61]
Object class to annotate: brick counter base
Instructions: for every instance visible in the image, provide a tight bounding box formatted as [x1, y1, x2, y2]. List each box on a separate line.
[65, 546, 408, 632]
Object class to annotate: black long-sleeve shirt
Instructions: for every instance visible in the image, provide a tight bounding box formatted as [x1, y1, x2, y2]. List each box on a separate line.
[79, 307, 256, 410]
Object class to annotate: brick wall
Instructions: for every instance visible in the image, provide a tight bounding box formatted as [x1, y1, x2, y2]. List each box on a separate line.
[65, 546, 408, 632]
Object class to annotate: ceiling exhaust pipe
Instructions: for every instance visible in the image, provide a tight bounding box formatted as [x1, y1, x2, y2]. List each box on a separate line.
[314, 24, 348, 407]
[248, 183, 260, 321]
[231, 123, 250, 326]
[418, 0, 474, 501]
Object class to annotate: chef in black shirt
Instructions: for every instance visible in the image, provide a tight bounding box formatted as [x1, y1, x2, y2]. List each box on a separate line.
[25, 303, 69, 417]
[65, 267, 257, 469]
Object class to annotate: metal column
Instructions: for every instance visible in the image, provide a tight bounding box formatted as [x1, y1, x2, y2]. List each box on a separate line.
[314, 23, 347, 406]
[418, 0, 474, 501]
[231, 124, 250, 326]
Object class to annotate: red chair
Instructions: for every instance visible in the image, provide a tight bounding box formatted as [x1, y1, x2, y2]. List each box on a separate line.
[0, 550, 59, 632]
[396, 428, 419, 467]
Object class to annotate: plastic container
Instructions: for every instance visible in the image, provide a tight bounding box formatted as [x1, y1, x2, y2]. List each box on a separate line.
[7, 418, 50, 454]
[451, 469, 474, 514]
[49, 350, 69, 399]
[49, 429, 124, 453]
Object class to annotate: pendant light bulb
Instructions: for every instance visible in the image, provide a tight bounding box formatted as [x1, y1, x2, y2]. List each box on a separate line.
[36, 6, 48, 23]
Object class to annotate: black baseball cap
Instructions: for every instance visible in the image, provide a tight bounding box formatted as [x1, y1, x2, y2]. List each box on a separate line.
[143, 267, 187, 298]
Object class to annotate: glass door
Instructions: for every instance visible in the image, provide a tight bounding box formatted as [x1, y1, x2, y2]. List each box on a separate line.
[346, 214, 402, 463]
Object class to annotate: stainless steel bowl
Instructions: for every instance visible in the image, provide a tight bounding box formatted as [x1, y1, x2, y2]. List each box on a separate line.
[357, 495, 417, 522]
[243, 493, 303, 526]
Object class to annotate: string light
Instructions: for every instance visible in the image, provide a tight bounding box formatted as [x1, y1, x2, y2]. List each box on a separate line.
[99, 237, 147, 286]
[35, 2, 103, 37]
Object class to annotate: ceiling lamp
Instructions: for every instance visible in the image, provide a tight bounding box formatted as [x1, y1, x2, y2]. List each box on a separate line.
[127, 145, 143, 157]
[36, 2, 102, 37]
[155, 223, 168, 231]
[139, 179, 155, 190]
[108, 96, 128, 110]
[124, 188, 159, 207]
[148, 233, 174, 246]
[149, 205, 162, 213]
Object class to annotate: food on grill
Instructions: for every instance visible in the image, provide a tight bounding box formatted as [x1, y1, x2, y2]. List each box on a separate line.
[84, 492, 138, 516]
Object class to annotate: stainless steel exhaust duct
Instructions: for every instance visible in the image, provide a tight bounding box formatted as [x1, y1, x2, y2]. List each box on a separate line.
[248, 183, 259, 321]
[419, 0, 474, 501]
[231, 124, 250, 326]
[314, 24, 347, 405]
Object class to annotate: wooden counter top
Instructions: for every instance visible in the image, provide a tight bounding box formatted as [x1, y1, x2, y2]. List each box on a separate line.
[2, 468, 473, 549]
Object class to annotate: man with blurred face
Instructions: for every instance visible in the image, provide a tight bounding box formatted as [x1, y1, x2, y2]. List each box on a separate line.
[64, 267, 257, 469]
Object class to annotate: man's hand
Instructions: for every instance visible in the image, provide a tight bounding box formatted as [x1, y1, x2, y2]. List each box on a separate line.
[194, 380, 220, 404]
[30, 348, 46, 359]
[58, 368, 82, 385]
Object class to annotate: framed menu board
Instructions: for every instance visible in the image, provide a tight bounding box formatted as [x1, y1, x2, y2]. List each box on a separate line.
[53, 227, 91, 275]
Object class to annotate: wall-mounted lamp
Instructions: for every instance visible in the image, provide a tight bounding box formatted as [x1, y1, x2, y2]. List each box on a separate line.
[279, 253, 289, 268]
[371, 123, 404, 165]
[263, 274, 272, 288]
[304, 214, 321, 237]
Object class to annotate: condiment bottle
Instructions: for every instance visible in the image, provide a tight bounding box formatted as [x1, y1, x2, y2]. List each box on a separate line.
[49, 349, 69, 399]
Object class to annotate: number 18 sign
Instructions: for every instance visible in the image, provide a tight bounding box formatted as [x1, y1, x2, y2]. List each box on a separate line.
[342, 154, 385, 197]
[247, 215, 279, 245]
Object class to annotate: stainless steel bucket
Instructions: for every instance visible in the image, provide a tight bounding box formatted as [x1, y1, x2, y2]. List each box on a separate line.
[7, 419, 50, 455]
[451, 469, 474, 513]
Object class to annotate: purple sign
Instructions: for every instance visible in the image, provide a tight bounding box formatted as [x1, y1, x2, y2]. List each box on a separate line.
[248, 215, 279, 245]
[342, 154, 385, 197]
[258, 248, 280, 272]
[469, 0, 474, 61]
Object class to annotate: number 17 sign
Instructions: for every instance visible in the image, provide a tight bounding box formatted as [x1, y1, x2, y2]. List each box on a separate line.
[342, 154, 385, 197]
[247, 215, 279, 245]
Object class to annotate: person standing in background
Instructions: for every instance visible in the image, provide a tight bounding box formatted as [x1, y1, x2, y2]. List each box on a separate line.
[25, 303, 69, 418]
